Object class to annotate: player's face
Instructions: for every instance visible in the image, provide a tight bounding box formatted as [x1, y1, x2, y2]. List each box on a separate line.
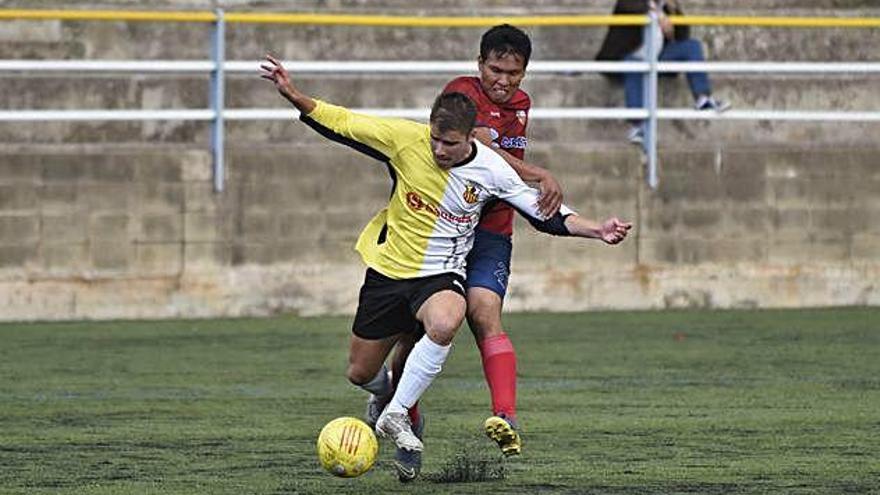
[478, 50, 527, 104]
[429, 125, 474, 169]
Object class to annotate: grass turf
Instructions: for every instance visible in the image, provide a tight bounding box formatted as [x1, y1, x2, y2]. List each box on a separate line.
[0, 308, 878, 494]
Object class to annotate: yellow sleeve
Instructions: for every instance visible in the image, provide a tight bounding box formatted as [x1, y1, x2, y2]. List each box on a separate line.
[304, 100, 425, 162]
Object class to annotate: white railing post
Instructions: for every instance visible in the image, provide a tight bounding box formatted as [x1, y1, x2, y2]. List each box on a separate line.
[210, 9, 226, 192]
[644, 10, 660, 189]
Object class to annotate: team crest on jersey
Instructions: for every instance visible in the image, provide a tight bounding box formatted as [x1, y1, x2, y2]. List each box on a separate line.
[462, 183, 480, 204]
[516, 110, 527, 126]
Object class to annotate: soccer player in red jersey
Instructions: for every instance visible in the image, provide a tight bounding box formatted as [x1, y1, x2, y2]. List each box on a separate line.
[377, 25, 565, 460]
[443, 24, 545, 458]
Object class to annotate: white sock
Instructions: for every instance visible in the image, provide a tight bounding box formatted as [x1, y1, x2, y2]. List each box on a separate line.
[359, 364, 392, 396]
[386, 335, 451, 414]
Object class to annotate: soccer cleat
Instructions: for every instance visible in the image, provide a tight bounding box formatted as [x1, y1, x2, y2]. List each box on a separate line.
[695, 95, 731, 113]
[484, 414, 522, 457]
[627, 125, 644, 145]
[376, 409, 424, 452]
[364, 393, 391, 429]
[393, 415, 425, 483]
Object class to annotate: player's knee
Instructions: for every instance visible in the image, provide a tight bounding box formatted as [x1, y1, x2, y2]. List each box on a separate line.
[425, 316, 462, 346]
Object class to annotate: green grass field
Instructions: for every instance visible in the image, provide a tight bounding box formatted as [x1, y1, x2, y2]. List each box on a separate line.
[1, 308, 878, 494]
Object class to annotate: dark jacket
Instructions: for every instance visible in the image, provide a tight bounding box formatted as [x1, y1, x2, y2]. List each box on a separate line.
[595, 0, 691, 62]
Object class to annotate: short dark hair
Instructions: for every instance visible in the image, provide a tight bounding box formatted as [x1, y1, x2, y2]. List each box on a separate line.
[479, 24, 532, 67]
[430, 92, 477, 135]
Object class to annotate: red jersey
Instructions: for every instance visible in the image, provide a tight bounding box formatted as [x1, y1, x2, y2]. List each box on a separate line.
[442, 76, 531, 236]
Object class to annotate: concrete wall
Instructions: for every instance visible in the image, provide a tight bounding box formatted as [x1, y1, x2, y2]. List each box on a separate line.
[0, 0, 878, 320]
[1, 142, 876, 320]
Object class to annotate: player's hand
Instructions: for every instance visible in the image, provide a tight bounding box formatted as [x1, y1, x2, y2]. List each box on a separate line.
[259, 54, 296, 101]
[599, 217, 632, 245]
[659, 14, 674, 39]
[535, 171, 563, 218]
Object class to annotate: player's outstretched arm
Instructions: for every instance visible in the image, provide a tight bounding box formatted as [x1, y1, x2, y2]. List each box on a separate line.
[516, 200, 632, 245]
[259, 54, 316, 114]
[259, 54, 408, 162]
[564, 215, 632, 245]
[473, 128, 563, 218]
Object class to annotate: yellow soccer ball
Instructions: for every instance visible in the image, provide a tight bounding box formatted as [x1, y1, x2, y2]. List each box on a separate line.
[316, 417, 379, 478]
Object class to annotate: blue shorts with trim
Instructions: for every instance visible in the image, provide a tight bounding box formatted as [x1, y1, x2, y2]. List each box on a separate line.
[465, 228, 513, 298]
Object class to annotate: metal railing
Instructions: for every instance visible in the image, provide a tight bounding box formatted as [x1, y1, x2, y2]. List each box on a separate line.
[1, 9, 879, 190]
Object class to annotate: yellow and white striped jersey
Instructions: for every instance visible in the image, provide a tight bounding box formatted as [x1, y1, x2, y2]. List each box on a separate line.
[304, 100, 571, 280]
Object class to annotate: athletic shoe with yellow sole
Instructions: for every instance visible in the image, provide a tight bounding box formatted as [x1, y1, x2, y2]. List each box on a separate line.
[484, 414, 522, 457]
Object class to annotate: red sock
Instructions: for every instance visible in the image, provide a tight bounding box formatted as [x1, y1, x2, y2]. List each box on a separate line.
[408, 402, 420, 425]
[478, 332, 517, 420]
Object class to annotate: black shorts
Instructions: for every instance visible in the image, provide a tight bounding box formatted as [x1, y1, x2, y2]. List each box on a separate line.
[352, 268, 466, 340]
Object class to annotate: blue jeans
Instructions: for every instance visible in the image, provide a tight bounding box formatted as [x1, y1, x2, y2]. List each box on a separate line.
[623, 38, 712, 113]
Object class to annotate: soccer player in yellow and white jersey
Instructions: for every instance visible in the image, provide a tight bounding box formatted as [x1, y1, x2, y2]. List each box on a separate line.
[260, 55, 632, 465]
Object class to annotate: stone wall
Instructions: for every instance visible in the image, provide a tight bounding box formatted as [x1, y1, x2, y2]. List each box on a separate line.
[0, 0, 877, 320]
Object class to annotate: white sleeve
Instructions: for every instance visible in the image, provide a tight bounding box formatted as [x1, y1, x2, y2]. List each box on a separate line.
[491, 166, 575, 221]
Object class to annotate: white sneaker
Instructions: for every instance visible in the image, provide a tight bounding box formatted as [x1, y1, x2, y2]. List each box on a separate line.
[376, 409, 423, 452]
[627, 125, 644, 145]
[695, 95, 731, 113]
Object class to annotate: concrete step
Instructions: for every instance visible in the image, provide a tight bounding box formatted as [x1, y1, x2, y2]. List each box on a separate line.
[1, 72, 876, 145]
[227, 23, 880, 63]
[2, 72, 876, 111]
[3, 0, 879, 14]
[1, 116, 876, 148]
[0, 8, 878, 61]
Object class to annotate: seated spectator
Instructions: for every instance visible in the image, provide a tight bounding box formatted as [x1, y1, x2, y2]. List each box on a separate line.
[596, 0, 730, 144]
